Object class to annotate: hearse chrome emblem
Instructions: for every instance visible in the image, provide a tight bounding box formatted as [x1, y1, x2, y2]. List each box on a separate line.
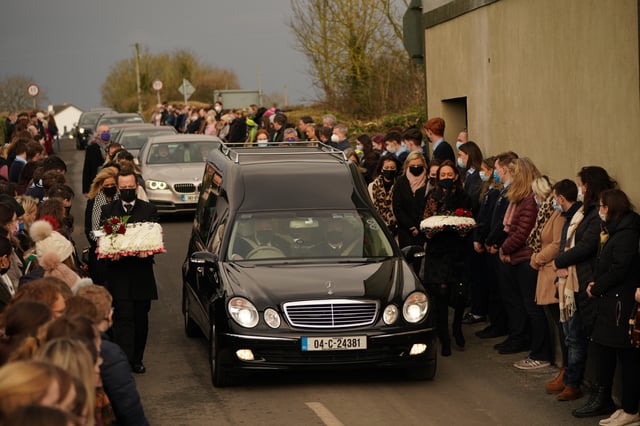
[325, 281, 334, 295]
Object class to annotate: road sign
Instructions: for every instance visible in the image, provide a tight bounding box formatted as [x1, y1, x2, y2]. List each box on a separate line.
[27, 83, 40, 97]
[152, 79, 164, 91]
[178, 79, 195, 101]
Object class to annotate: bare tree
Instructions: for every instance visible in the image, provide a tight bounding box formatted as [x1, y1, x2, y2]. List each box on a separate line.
[101, 48, 240, 112]
[0, 74, 48, 111]
[290, 0, 421, 118]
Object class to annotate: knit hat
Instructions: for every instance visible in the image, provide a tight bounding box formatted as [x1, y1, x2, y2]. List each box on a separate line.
[40, 252, 80, 289]
[29, 220, 74, 261]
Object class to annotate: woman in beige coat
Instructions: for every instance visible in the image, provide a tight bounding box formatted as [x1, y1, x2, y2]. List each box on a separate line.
[526, 177, 568, 396]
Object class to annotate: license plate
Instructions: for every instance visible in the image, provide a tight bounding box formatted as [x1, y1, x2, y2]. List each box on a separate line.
[181, 194, 198, 202]
[301, 336, 367, 351]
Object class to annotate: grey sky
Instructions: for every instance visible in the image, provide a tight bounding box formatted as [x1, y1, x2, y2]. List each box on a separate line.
[0, 0, 313, 110]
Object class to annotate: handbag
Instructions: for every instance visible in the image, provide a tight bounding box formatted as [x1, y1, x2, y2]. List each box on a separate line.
[629, 302, 640, 348]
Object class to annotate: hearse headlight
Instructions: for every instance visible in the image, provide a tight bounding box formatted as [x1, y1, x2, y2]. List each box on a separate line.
[263, 308, 281, 328]
[146, 180, 168, 190]
[402, 292, 428, 323]
[383, 304, 399, 325]
[79, 128, 85, 134]
[228, 297, 259, 328]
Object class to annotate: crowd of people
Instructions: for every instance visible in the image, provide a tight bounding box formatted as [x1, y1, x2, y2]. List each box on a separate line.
[0, 112, 150, 425]
[0, 103, 639, 425]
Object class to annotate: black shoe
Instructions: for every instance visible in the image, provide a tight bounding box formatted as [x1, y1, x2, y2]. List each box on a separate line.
[493, 337, 512, 350]
[497, 342, 529, 355]
[475, 326, 507, 339]
[462, 313, 486, 325]
[441, 344, 452, 357]
[453, 328, 465, 349]
[572, 386, 616, 418]
[131, 363, 146, 374]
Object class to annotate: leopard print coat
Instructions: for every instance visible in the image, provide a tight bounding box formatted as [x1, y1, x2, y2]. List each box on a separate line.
[526, 196, 555, 253]
[369, 176, 397, 235]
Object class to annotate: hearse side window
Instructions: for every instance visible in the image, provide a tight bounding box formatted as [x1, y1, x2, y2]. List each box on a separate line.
[196, 163, 219, 242]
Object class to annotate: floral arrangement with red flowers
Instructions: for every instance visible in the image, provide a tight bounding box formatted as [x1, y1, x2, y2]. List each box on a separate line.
[420, 209, 476, 238]
[95, 218, 165, 259]
[102, 216, 129, 236]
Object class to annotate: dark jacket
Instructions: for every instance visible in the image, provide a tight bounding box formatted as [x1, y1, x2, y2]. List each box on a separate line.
[423, 187, 473, 285]
[500, 193, 538, 264]
[432, 140, 455, 163]
[485, 187, 510, 248]
[227, 117, 247, 142]
[473, 187, 500, 244]
[100, 199, 159, 300]
[82, 142, 105, 194]
[100, 334, 149, 425]
[589, 211, 640, 347]
[392, 174, 426, 248]
[463, 169, 483, 215]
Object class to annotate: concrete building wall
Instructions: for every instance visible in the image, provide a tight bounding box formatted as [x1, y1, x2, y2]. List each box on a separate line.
[423, 0, 640, 203]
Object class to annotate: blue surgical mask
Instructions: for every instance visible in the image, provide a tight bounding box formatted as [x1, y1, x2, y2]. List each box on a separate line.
[479, 171, 489, 182]
[493, 170, 502, 184]
[552, 198, 563, 212]
[257, 139, 268, 147]
[100, 132, 111, 142]
[356, 144, 363, 152]
[456, 141, 463, 150]
[457, 158, 465, 169]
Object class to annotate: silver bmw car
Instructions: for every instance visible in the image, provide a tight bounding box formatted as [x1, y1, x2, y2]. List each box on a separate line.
[139, 134, 222, 213]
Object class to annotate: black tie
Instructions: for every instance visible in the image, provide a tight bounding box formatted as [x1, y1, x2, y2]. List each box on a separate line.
[124, 203, 132, 213]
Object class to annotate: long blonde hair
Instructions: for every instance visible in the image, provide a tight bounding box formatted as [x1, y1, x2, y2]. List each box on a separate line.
[0, 360, 72, 418]
[34, 338, 96, 426]
[506, 157, 541, 203]
[87, 168, 117, 200]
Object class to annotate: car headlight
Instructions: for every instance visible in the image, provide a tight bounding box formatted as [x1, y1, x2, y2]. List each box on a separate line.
[79, 128, 85, 134]
[402, 292, 428, 324]
[228, 297, 259, 328]
[263, 308, 281, 328]
[383, 304, 399, 325]
[146, 180, 168, 190]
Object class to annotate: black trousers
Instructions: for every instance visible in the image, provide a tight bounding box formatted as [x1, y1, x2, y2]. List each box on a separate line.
[486, 253, 508, 333]
[498, 261, 529, 345]
[432, 283, 465, 346]
[593, 341, 640, 413]
[112, 299, 151, 366]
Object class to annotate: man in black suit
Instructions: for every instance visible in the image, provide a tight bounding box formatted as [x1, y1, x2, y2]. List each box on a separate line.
[101, 169, 159, 374]
[82, 124, 109, 195]
[425, 117, 455, 164]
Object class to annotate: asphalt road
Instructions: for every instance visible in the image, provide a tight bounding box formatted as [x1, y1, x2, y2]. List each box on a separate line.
[60, 138, 593, 426]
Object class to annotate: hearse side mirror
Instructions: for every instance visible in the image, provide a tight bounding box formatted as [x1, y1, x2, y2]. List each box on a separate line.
[401, 245, 425, 260]
[190, 251, 218, 267]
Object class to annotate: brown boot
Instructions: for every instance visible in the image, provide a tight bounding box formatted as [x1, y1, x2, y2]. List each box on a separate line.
[545, 367, 565, 394]
[557, 385, 582, 401]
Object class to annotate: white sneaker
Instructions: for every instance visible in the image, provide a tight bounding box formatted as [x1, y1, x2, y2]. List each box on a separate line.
[600, 409, 624, 425]
[606, 411, 640, 426]
[513, 358, 551, 370]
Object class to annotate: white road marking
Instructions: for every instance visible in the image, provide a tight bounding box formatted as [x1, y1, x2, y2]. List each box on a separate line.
[305, 402, 344, 426]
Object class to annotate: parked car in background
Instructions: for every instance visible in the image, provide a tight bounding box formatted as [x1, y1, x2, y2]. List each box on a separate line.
[138, 134, 221, 214]
[94, 112, 144, 131]
[73, 108, 113, 149]
[111, 124, 177, 159]
[182, 143, 436, 387]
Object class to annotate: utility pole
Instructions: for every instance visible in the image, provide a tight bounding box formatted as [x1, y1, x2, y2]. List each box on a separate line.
[134, 42, 142, 114]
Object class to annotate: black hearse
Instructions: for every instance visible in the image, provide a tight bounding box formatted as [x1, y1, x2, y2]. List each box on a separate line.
[182, 142, 436, 386]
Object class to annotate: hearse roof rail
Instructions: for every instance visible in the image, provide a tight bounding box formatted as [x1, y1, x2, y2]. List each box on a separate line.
[220, 141, 348, 164]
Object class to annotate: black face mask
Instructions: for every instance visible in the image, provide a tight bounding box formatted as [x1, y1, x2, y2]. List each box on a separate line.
[381, 170, 397, 181]
[119, 188, 137, 203]
[103, 186, 117, 198]
[409, 166, 424, 176]
[428, 177, 436, 186]
[438, 178, 455, 191]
